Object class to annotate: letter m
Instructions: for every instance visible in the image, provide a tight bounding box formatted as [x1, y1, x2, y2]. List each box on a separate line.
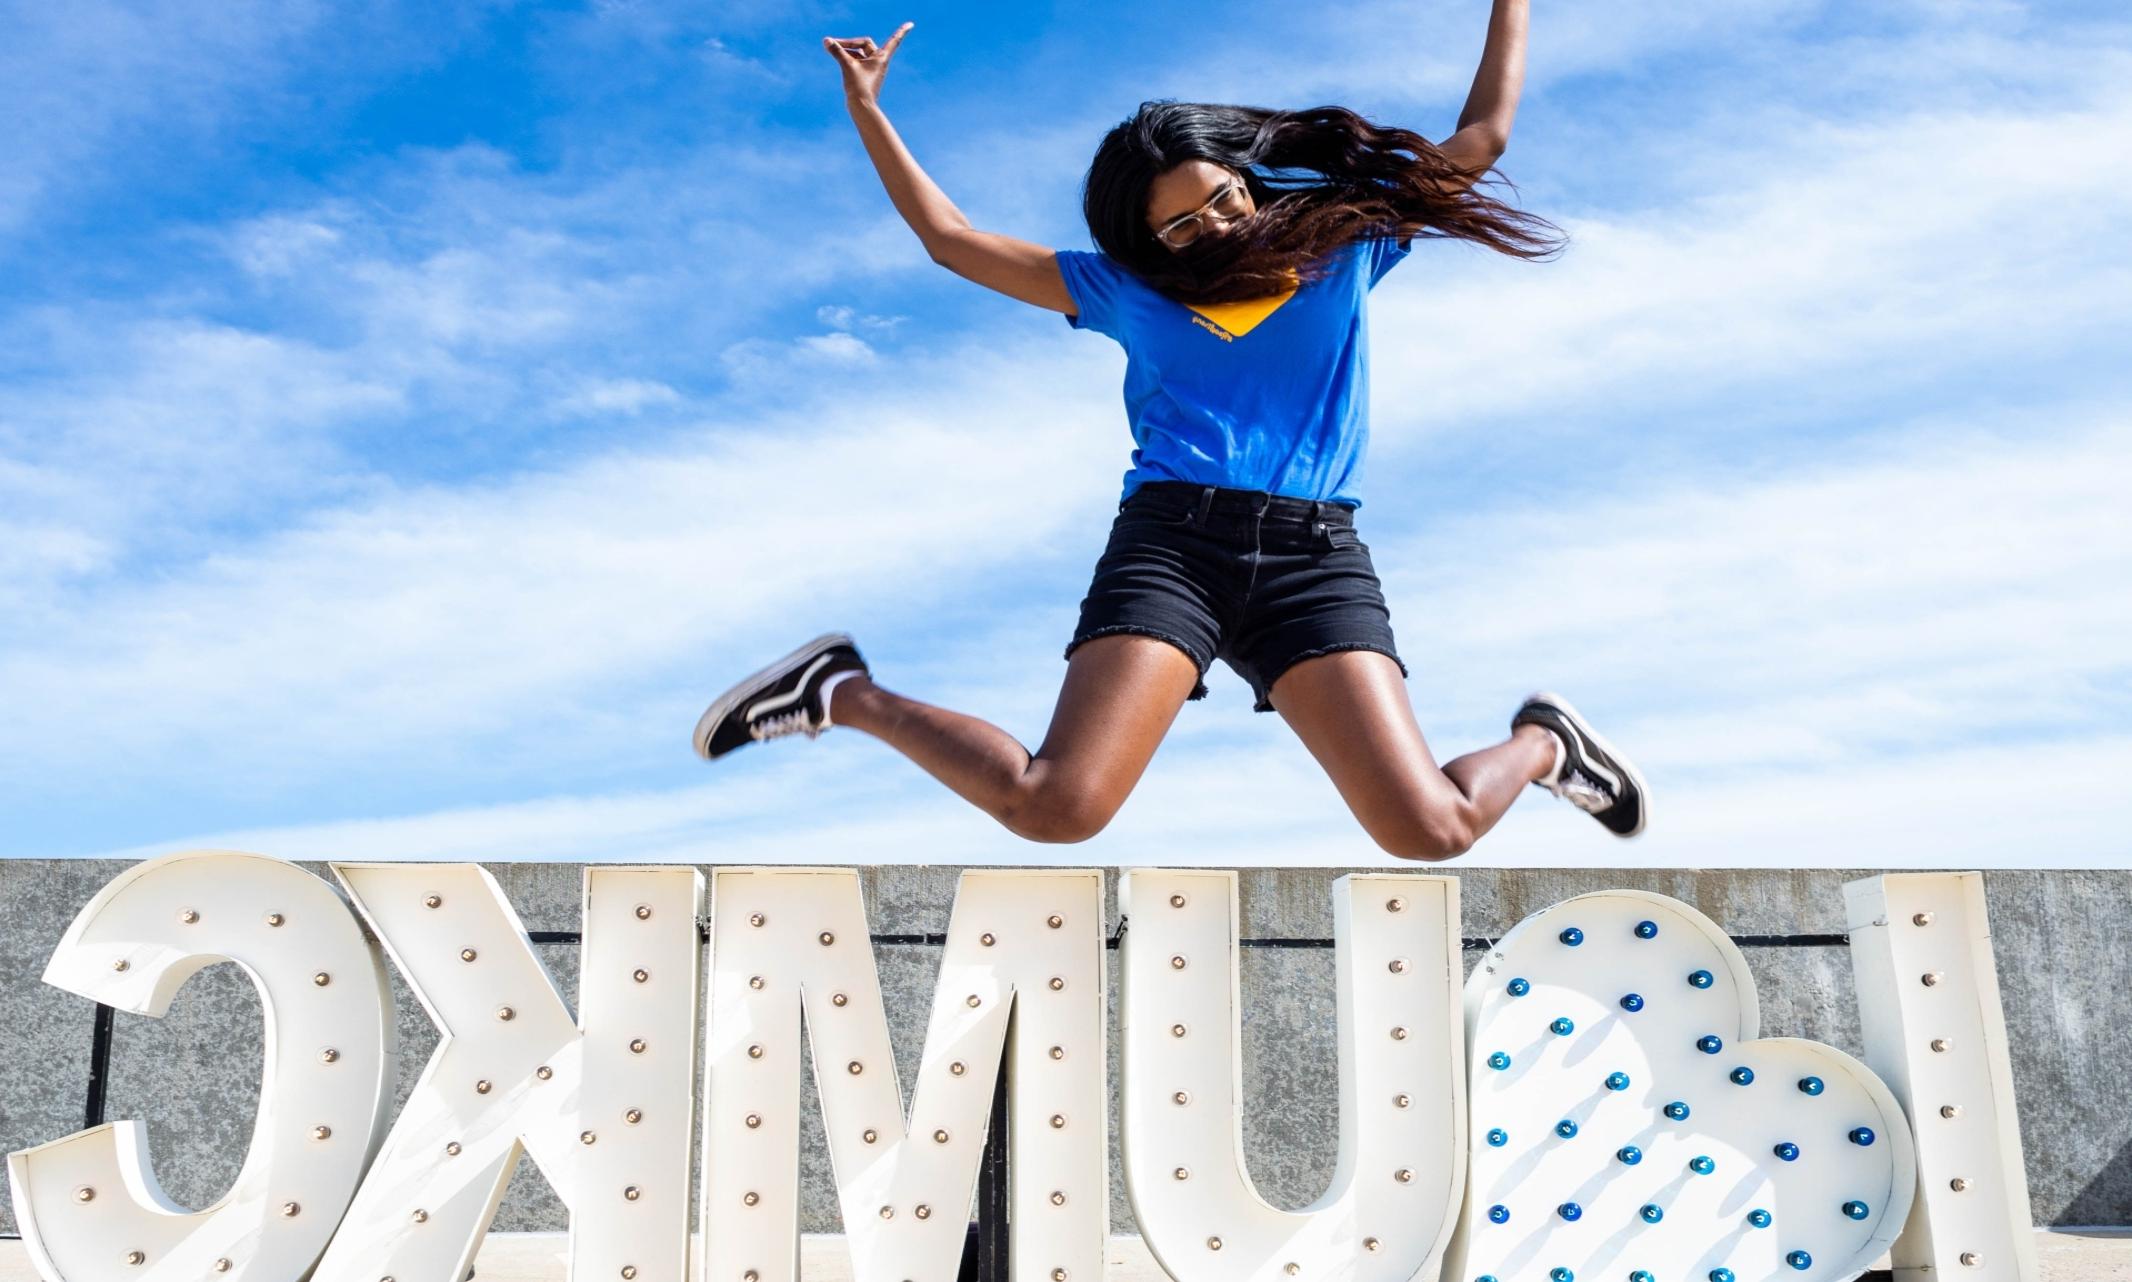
[699, 868, 1106, 1282]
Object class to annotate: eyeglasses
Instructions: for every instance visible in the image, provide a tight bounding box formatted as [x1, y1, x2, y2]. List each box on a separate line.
[1152, 179, 1250, 248]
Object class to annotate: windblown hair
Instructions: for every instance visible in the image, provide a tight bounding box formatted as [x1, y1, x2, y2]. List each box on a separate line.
[1082, 101, 1565, 304]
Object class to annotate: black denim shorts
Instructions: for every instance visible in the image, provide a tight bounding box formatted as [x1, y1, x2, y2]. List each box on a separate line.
[1063, 480, 1411, 713]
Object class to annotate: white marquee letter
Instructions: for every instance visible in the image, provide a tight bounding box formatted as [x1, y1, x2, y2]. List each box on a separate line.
[7, 850, 393, 1281]
[313, 864, 701, 1282]
[1118, 870, 1466, 1282]
[1846, 872, 2039, 1280]
[698, 867, 1106, 1282]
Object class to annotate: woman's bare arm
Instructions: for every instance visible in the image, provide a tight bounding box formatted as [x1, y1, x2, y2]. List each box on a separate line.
[1435, 0, 1528, 187]
[826, 27, 1075, 315]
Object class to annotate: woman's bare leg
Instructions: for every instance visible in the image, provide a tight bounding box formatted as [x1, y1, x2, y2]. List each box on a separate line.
[828, 634, 1202, 843]
[1266, 649, 1557, 860]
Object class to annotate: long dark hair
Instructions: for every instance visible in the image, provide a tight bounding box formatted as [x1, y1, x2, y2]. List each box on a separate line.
[1082, 100, 1565, 304]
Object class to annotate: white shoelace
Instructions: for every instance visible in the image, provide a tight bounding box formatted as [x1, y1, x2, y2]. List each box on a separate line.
[1553, 767, 1614, 815]
[750, 707, 819, 741]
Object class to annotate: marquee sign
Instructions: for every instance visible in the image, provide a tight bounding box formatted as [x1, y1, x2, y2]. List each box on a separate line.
[6, 854, 2038, 1282]
[1448, 891, 1913, 1282]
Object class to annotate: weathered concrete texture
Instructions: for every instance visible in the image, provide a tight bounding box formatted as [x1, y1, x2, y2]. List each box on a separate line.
[98, 961, 264, 1212]
[0, 860, 106, 1232]
[2, 862, 2127, 1241]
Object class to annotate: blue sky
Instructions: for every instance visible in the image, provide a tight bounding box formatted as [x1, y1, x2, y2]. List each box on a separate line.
[2, 0, 2127, 867]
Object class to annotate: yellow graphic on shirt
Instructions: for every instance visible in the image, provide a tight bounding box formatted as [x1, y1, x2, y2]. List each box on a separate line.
[1184, 269, 1300, 340]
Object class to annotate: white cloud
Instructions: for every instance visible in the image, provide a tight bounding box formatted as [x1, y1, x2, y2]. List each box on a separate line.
[343, 239, 605, 349]
[0, 316, 404, 595]
[721, 328, 901, 381]
[1387, 411, 2132, 765]
[795, 331, 877, 363]
[63, 396, 2132, 870]
[228, 214, 346, 277]
[699, 36, 790, 85]
[1366, 89, 2132, 439]
[816, 304, 907, 334]
[554, 378, 685, 418]
[1, 135, 953, 604]
[0, 335, 1130, 792]
[84, 725, 2132, 871]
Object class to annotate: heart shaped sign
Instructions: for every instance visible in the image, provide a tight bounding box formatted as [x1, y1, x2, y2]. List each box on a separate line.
[1444, 890, 1916, 1282]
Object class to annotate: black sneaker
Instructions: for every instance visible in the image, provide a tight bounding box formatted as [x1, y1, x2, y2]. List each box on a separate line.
[692, 632, 870, 761]
[1512, 692, 1649, 838]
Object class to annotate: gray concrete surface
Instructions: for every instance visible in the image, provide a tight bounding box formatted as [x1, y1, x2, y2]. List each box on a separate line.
[2, 862, 2126, 1240]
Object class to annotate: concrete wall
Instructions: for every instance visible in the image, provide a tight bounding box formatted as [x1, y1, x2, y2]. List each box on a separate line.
[2, 862, 2126, 1239]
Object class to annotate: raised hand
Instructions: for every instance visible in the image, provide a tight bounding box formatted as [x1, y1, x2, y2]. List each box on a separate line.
[822, 22, 913, 107]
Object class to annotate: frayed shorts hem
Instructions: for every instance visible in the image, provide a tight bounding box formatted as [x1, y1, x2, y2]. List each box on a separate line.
[1249, 642, 1410, 713]
[1063, 625, 1213, 701]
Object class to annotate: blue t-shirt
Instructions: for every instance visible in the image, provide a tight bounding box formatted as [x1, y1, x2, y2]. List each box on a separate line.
[1055, 233, 1411, 510]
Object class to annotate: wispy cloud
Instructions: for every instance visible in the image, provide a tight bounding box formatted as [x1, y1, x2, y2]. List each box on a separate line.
[0, 335, 1129, 793]
[0, 0, 329, 240]
[85, 403, 2130, 869]
[1368, 88, 2132, 443]
[554, 377, 685, 418]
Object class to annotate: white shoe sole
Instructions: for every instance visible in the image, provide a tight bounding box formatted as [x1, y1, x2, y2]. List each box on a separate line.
[693, 631, 857, 760]
[1526, 689, 1651, 839]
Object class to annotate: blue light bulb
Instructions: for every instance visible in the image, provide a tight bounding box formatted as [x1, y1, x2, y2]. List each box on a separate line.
[1552, 1017, 1576, 1035]
[1747, 1208, 1773, 1228]
[1556, 1118, 1579, 1139]
[1606, 1071, 1632, 1091]
[1710, 1271, 1736, 1282]
[1730, 1066, 1756, 1085]
[1688, 969, 1714, 988]
[1620, 992, 1645, 1012]
[1488, 1051, 1512, 1070]
[1559, 1202, 1583, 1221]
[1617, 1145, 1643, 1165]
[1850, 1126, 1877, 1146]
[1635, 919, 1659, 939]
[1561, 927, 1585, 946]
[1689, 1155, 1715, 1175]
[1631, 1273, 1656, 1282]
[1487, 1127, 1508, 1147]
[1507, 977, 1531, 996]
[1477, 1276, 1499, 1282]
[1798, 1075, 1825, 1095]
[1696, 1035, 1723, 1054]
[1773, 1141, 1799, 1161]
[1640, 1203, 1663, 1223]
[1489, 1204, 1510, 1224]
[1843, 1200, 1871, 1220]
[1787, 1251, 1813, 1270]
[1663, 1100, 1691, 1120]
[1551, 1270, 1575, 1282]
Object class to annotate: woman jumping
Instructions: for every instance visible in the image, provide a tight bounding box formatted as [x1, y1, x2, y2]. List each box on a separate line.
[692, 2, 1648, 858]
